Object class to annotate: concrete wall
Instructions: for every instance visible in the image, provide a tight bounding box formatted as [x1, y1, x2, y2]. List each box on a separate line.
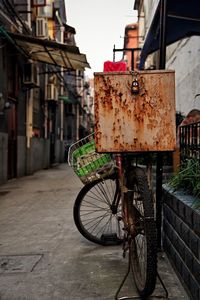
[0, 136, 66, 185]
[166, 36, 200, 115]
[17, 136, 26, 178]
[163, 185, 200, 300]
[0, 132, 8, 184]
[32, 138, 50, 171]
[43, 139, 50, 169]
[144, 0, 159, 29]
[26, 138, 50, 175]
[60, 141, 65, 163]
[55, 140, 65, 164]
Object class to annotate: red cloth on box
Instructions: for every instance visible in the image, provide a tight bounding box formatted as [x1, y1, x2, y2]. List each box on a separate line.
[103, 61, 127, 72]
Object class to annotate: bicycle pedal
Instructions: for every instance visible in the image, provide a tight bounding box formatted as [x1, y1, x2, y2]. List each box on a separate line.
[100, 233, 122, 245]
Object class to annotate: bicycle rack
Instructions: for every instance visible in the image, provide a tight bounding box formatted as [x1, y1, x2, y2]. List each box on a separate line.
[115, 247, 169, 300]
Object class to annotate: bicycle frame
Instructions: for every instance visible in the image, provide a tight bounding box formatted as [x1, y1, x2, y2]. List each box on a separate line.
[71, 144, 158, 298]
[115, 154, 137, 238]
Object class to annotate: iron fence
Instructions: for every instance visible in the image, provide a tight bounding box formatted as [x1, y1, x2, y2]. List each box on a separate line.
[180, 121, 200, 163]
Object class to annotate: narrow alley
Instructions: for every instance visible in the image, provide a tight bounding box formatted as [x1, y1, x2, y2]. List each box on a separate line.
[0, 164, 189, 300]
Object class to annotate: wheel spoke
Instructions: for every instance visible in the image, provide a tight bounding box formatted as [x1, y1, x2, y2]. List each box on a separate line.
[96, 211, 113, 236]
[81, 199, 109, 211]
[97, 182, 113, 206]
[84, 210, 111, 233]
[84, 189, 110, 205]
[74, 177, 123, 245]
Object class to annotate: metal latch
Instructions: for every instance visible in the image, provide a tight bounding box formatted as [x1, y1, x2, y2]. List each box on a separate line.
[131, 71, 139, 95]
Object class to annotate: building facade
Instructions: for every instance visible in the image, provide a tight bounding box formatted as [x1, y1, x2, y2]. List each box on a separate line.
[0, 0, 92, 184]
[134, 0, 200, 116]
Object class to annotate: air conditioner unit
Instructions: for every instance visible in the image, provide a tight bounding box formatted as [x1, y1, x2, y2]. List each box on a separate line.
[53, 0, 60, 9]
[36, 17, 48, 38]
[23, 62, 39, 86]
[46, 84, 58, 101]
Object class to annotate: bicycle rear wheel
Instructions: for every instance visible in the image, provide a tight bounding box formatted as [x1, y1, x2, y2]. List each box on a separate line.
[73, 175, 123, 245]
[126, 167, 157, 298]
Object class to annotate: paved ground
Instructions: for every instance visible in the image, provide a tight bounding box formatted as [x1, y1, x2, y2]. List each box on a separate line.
[0, 164, 190, 300]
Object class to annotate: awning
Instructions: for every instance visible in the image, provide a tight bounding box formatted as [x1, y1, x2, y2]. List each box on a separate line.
[139, 0, 200, 69]
[0, 26, 90, 71]
[58, 95, 78, 104]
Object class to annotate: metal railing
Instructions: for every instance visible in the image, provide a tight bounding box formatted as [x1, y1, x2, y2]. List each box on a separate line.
[180, 121, 200, 163]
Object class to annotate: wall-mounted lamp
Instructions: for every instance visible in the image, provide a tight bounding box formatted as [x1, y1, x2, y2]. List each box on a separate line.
[4, 101, 11, 109]
[0, 93, 12, 115]
[0, 92, 4, 115]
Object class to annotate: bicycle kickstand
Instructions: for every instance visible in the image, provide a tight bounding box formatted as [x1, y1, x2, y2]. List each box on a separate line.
[115, 245, 142, 300]
[115, 247, 169, 300]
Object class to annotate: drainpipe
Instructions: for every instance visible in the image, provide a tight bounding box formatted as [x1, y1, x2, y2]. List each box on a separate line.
[26, 87, 33, 175]
[55, 11, 64, 142]
[27, 0, 31, 28]
[26, 89, 33, 149]
[44, 65, 48, 140]
[76, 103, 80, 140]
[26, 0, 33, 149]
[60, 25, 65, 142]
[156, 0, 167, 249]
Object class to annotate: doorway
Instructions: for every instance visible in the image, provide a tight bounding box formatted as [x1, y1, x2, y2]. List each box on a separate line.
[7, 101, 17, 179]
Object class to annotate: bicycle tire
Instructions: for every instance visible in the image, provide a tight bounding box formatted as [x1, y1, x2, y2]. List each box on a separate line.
[126, 167, 157, 298]
[73, 175, 123, 245]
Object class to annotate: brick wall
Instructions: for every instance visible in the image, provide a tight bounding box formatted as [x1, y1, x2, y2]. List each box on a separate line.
[162, 185, 200, 300]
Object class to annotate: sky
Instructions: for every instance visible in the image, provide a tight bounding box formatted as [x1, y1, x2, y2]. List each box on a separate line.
[65, 0, 138, 78]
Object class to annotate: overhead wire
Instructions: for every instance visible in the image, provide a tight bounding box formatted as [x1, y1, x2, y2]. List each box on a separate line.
[2, 0, 30, 34]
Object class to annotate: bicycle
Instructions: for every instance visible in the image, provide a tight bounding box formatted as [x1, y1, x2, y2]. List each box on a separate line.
[68, 69, 176, 298]
[68, 133, 157, 298]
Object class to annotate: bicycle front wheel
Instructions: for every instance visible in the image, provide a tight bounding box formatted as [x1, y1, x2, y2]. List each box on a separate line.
[127, 167, 157, 298]
[73, 176, 123, 245]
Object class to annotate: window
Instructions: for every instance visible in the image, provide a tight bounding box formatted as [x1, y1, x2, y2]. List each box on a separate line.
[32, 0, 46, 7]
[37, 0, 53, 18]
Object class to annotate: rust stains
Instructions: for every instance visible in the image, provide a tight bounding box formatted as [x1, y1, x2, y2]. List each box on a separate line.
[94, 71, 176, 153]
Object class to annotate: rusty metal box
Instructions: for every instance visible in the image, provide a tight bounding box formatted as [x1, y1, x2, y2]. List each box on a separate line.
[94, 70, 176, 152]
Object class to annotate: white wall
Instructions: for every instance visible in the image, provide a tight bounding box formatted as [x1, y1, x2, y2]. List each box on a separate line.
[166, 36, 200, 115]
[140, 0, 200, 116]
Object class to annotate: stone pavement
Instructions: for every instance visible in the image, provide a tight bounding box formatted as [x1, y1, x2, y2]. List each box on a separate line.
[0, 164, 190, 300]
